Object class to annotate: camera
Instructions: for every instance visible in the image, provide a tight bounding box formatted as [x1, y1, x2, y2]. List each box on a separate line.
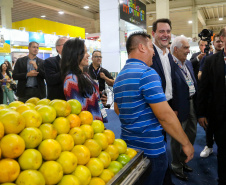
[198, 29, 213, 56]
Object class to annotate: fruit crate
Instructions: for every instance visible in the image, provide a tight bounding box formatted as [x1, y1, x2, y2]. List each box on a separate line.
[107, 149, 151, 185]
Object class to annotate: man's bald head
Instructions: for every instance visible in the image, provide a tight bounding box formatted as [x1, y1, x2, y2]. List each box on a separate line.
[126, 32, 151, 54]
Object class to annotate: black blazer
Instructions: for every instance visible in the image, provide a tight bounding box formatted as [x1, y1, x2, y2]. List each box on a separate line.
[173, 60, 197, 122]
[198, 50, 225, 129]
[151, 45, 176, 110]
[12, 56, 46, 98]
[44, 55, 65, 100]
[190, 51, 201, 82]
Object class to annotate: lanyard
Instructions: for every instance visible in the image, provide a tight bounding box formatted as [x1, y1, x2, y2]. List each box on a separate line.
[93, 67, 101, 79]
[175, 61, 189, 77]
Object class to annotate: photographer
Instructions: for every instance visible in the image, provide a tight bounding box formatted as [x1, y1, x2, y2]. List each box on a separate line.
[190, 40, 207, 81]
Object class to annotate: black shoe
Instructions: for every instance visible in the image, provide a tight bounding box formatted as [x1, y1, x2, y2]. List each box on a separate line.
[172, 170, 188, 181]
[183, 164, 193, 172]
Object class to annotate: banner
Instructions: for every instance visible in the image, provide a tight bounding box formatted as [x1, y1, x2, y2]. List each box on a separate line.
[120, 0, 146, 29]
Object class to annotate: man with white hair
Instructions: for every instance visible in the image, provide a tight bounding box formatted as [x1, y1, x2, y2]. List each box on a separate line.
[170, 36, 197, 181]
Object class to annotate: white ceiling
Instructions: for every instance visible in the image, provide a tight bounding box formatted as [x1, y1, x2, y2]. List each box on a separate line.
[1, 0, 226, 38]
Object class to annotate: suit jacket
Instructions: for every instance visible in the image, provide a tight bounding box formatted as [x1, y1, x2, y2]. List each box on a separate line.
[190, 51, 201, 82]
[151, 45, 176, 110]
[173, 60, 197, 122]
[44, 55, 65, 100]
[12, 56, 46, 98]
[198, 49, 225, 129]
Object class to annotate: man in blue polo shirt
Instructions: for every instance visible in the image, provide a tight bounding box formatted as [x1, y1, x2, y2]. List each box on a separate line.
[113, 32, 194, 185]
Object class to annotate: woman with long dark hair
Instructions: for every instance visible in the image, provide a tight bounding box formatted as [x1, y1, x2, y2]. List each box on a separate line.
[0, 63, 14, 104]
[61, 38, 107, 122]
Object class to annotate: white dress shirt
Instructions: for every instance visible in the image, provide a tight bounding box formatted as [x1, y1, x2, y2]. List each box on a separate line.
[153, 43, 173, 101]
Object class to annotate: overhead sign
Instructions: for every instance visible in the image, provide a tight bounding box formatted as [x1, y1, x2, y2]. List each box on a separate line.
[120, 0, 146, 29]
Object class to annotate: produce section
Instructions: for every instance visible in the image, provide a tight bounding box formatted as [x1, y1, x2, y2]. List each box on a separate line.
[0, 98, 149, 185]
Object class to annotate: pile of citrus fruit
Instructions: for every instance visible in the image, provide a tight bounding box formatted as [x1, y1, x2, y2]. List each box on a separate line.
[0, 98, 137, 185]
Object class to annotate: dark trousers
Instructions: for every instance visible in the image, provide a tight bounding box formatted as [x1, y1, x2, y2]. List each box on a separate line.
[214, 121, 226, 185]
[18, 87, 41, 103]
[206, 120, 214, 148]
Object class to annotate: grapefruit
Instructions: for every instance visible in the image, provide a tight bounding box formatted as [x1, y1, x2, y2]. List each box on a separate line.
[104, 145, 119, 161]
[37, 105, 56, 123]
[69, 127, 86, 145]
[18, 149, 42, 170]
[53, 117, 70, 134]
[86, 158, 104, 177]
[0, 159, 20, 183]
[25, 97, 40, 105]
[57, 175, 80, 185]
[21, 109, 42, 128]
[39, 123, 57, 140]
[89, 177, 105, 185]
[38, 139, 61, 160]
[66, 114, 81, 128]
[80, 124, 94, 139]
[113, 139, 127, 154]
[79, 111, 93, 125]
[16, 104, 31, 114]
[49, 99, 71, 117]
[72, 165, 91, 185]
[0, 134, 25, 159]
[84, 139, 102, 157]
[16, 170, 45, 185]
[71, 145, 90, 165]
[91, 120, 105, 133]
[56, 134, 74, 151]
[8, 101, 24, 108]
[56, 151, 78, 174]
[67, 99, 82, 115]
[36, 98, 51, 105]
[99, 169, 114, 183]
[93, 133, 109, 150]
[126, 148, 137, 159]
[103, 130, 115, 144]
[98, 151, 111, 168]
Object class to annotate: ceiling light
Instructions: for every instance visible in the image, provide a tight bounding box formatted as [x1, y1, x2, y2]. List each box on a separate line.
[219, 18, 223, 21]
[41, 15, 46, 18]
[84, 6, 89, 9]
[188, 20, 192, 24]
[58, 11, 64, 14]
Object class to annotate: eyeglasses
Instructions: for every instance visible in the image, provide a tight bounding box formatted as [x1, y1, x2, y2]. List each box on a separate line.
[94, 56, 102, 59]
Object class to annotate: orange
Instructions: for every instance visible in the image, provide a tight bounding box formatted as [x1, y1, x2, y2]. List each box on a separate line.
[89, 177, 105, 185]
[56, 151, 78, 174]
[16, 170, 45, 185]
[91, 120, 105, 133]
[107, 161, 123, 174]
[25, 97, 40, 105]
[93, 133, 109, 150]
[34, 104, 42, 111]
[80, 124, 94, 139]
[21, 109, 42, 128]
[52, 117, 70, 134]
[16, 104, 31, 114]
[0, 108, 12, 117]
[49, 99, 71, 117]
[99, 169, 114, 183]
[0, 159, 20, 183]
[113, 139, 127, 154]
[0, 104, 8, 109]
[72, 165, 91, 185]
[67, 114, 81, 128]
[37, 105, 56, 123]
[84, 139, 102, 157]
[103, 130, 115, 144]
[67, 99, 82, 115]
[0, 134, 25, 159]
[56, 134, 74, 151]
[38, 139, 61, 160]
[39, 123, 57, 140]
[104, 145, 119, 161]
[25, 102, 36, 109]
[18, 149, 42, 170]
[19, 127, 42, 149]
[0, 121, 4, 140]
[98, 151, 111, 168]
[69, 127, 86, 145]
[86, 158, 104, 177]
[39, 161, 63, 185]
[71, 145, 90, 165]
[58, 175, 80, 185]
[0, 110, 25, 134]
[8, 101, 24, 108]
[79, 111, 93, 125]
[126, 148, 137, 159]
[36, 98, 51, 105]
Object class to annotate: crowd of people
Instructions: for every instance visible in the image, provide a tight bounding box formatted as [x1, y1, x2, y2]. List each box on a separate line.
[0, 18, 225, 185]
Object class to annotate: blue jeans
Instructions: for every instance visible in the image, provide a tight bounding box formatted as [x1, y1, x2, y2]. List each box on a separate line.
[136, 152, 168, 185]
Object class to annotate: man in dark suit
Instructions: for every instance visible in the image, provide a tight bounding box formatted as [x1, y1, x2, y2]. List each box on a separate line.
[44, 37, 69, 100]
[198, 27, 226, 185]
[170, 36, 197, 181]
[190, 40, 207, 81]
[13, 41, 46, 103]
[151, 18, 175, 185]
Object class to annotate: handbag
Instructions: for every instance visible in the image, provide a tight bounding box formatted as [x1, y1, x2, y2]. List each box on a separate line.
[10, 83, 17, 91]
